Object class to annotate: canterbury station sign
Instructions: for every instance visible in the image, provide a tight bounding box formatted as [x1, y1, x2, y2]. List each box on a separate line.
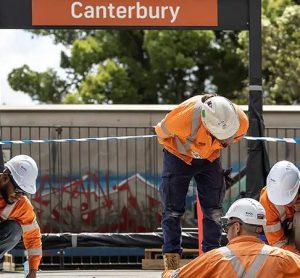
[32, 0, 218, 27]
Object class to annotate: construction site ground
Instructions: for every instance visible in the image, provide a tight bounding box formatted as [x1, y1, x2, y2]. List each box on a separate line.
[1, 269, 162, 277]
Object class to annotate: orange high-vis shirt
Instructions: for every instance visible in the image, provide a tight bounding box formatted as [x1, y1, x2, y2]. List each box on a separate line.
[259, 187, 300, 254]
[0, 195, 42, 270]
[162, 236, 300, 278]
[155, 95, 248, 164]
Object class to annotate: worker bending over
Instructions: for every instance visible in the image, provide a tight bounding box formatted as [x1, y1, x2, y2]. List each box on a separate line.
[155, 94, 248, 269]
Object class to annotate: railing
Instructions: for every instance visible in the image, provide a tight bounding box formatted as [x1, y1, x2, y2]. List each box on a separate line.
[1, 125, 299, 233]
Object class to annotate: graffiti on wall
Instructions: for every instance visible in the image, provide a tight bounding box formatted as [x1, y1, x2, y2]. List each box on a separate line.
[30, 172, 244, 233]
[32, 173, 163, 233]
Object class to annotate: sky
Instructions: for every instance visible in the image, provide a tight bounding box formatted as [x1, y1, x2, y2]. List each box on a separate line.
[0, 30, 65, 105]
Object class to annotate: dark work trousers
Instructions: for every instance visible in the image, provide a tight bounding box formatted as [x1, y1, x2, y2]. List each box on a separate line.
[0, 220, 22, 259]
[160, 149, 225, 254]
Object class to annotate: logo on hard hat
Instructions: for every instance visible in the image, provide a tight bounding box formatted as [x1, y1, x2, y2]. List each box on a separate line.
[207, 101, 213, 108]
[20, 166, 27, 172]
[245, 211, 253, 217]
[218, 120, 228, 129]
[257, 214, 264, 219]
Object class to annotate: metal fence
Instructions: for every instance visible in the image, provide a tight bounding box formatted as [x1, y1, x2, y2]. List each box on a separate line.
[1, 125, 299, 234]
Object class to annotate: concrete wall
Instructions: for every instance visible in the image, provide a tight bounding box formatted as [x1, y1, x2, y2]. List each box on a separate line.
[0, 104, 300, 128]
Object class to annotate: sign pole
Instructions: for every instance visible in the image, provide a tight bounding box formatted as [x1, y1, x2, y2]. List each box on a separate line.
[246, 0, 269, 199]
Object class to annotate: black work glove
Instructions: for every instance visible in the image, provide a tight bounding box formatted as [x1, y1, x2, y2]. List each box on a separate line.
[223, 168, 234, 189]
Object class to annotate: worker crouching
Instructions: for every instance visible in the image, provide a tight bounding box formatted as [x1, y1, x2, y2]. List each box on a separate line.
[162, 198, 300, 278]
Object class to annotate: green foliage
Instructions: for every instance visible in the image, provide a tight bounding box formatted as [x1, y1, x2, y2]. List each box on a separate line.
[238, 4, 300, 104]
[8, 65, 67, 103]
[262, 0, 294, 21]
[9, 30, 247, 104]
[7, 1, 299, 104]
[79, 59, 140, 104]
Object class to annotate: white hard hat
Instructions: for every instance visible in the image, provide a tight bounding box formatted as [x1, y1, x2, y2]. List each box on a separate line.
[4, 155, 38, 194]
[222, 198, 266, 226]
[201, 96, 240, 140]
[266, 160, 300, 206]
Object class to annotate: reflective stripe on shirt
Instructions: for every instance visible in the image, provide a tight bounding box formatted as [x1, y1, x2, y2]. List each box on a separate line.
[264, 222, 282, 233]
[174, 99, 203, 157]
[0, 203, 17, 219]
[21, 219, 39, 232]
[272, 239, 288, 248]
[218, 244, 273, 278]
[274, 205, 286, 222]
[160, 120, 173, 137]
[28, 248, 42, 256]
[243, 245, 273, 278]
[218, 246, 245, 276]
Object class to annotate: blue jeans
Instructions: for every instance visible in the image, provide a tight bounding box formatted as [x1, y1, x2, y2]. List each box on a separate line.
[160, 150, 225, 254]
[0, 220, 22, 259]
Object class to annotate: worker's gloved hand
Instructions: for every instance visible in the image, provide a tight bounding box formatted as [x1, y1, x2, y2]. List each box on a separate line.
[294, 201, 300, 212]
[223, 168, 234, 188]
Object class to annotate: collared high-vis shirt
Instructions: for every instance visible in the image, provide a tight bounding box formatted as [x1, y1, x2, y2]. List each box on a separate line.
[155, 95, 248, 164]
[162, 236, 300, 278]
[0, 195, 42, 270]
[259, 187, 300, 254]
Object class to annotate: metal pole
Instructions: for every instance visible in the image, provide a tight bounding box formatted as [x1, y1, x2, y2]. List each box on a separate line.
[246, 0, 270, 199]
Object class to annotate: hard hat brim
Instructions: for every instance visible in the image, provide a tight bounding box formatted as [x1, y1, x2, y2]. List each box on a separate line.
[267, 182, 300, 206]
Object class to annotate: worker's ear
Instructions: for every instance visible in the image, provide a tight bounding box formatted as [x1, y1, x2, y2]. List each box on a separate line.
[236, 222, 242, 235]
[0, 172, 10, 185]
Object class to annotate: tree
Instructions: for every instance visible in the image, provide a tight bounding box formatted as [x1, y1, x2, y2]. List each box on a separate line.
[8, 65, 67, 103]
[8, 29, 247, 104]
[238, 3, 300, 104]
[7, 1, 300, 104]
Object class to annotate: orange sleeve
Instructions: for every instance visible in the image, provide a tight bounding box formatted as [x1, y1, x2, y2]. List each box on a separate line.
[279, 252, 300, 277]
[233, 106, 249, 142]
[259, 192, 298, 253]
[11, 197, 42, 270]
[155, 101, 195, 140]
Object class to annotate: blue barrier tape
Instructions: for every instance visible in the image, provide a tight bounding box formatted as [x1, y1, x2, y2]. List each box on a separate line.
[0, 135, 157, 145]
[0, 135, 299, 145]
[244, 136, 300, 144]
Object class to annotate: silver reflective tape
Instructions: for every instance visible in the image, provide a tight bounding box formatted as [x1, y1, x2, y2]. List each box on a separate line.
[71, 234, 78, 247]
[263, 222, 282, 233]
[218, 246, 245, 277]
[272, 239, 288, 248]
[243, 245, 272, 278]
[28, 248, 42, 256]
[249, 85, 263, 91]
[160, 121, 172, 137]
[190, 99, 202, 139]
[175, 136, 187, 155]
[275, 205, 286, 222]
[21, 220, 39, 232]
[1, 203, 17, 219]
[184, 99, 203, 155]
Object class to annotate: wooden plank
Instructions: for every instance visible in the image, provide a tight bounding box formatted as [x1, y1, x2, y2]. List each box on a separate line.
[3, 253, 13, 263]
[0, 253, 15, 271]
